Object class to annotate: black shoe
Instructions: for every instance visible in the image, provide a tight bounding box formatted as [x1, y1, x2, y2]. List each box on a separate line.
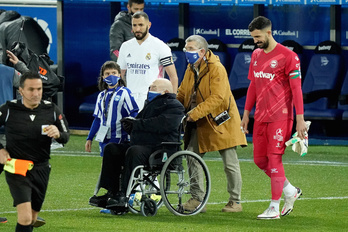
[106, 196, 128, 209]
[0, 217, 7, 223]
[33, 216, 46, 228]
[89, 194, 109, 208]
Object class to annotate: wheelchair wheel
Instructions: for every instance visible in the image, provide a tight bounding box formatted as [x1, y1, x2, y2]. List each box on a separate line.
[127, 173, 164, 215]
[160, 150, 211, 216]
[140, 199, 158, 217]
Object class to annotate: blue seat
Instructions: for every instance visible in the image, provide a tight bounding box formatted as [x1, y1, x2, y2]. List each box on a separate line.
[78, 88, 99, 114]
[303, 41, 344, 120]
[338, 71, 348, 120]
[228, 39, 255, 116]
[281, 40, 304, 78]
[0, 64, 15, 105]
[166, 38, 187, 86]
[207, 38, 229, 71]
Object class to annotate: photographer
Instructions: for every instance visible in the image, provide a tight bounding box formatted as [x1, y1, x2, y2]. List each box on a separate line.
[177, 35, 247, 213]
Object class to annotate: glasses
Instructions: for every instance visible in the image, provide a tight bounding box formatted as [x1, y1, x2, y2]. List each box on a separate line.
[183, 47, 202, 52]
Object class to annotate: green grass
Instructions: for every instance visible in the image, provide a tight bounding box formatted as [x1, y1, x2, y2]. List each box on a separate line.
[1, 135, 347, 231]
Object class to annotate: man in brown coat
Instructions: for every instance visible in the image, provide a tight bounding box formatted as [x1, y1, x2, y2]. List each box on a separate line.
[177, 35, 247, 213]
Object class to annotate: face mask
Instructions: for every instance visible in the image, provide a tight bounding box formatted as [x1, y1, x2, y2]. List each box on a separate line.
[147, 91, 161, 102]
[103, 75, 120, 86]
[185, 51, 200, 64]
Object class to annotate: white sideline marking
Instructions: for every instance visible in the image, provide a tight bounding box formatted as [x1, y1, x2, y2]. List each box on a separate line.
[1, 196, 347, 215]
[51, 151, 348, 167]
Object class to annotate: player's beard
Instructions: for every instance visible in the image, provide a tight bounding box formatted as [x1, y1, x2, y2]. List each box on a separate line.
[256, 37, 269, 49]
[134, 26, 148, 41]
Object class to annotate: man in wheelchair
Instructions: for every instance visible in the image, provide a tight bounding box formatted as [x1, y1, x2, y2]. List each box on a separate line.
[89, 79, 185, 214]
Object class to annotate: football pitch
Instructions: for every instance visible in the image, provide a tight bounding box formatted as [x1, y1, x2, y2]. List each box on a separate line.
[0, 135, 347, 231]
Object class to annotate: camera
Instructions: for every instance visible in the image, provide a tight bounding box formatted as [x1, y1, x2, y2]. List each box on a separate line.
[213, 110, 231, 126]
[10, 41, 25, 57]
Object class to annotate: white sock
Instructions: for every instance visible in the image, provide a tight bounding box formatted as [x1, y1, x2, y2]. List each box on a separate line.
[283, 182, 296, 197]
[270, 199, 280, 212]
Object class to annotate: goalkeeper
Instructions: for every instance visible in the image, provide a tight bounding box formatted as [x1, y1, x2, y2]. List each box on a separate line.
[240, 16, 307, 220]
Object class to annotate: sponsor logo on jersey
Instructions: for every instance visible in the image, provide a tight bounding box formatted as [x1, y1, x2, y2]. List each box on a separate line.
[30, 115, 36, 121]
[254, 71, 275, 81]
[270, 60, 278, 68]
[127, 63, 151, 75]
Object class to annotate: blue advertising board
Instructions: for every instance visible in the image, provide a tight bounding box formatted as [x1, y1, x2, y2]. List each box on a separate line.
[189, 5, 254, 44]
[0, 5, 58, 63]
[266, 5, 330, 46]
[342, 5, 348, 46]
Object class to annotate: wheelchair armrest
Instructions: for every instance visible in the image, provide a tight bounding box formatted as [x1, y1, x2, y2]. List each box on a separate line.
[232, 88, 248, 100]
[148, 150, 166, 170]
[160, 142, 182, 146]
[303, 89, 338, 104]
[339, 94, 348, 105]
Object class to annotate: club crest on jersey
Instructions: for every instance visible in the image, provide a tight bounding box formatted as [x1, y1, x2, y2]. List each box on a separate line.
[145, 53, 151, 60]
[270, 60, 278, 68]
[273, 128, 283, 142]
[114, 95, 121, 101]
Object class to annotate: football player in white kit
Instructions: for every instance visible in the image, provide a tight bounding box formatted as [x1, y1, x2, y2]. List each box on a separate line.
[117, 11, 178, 110]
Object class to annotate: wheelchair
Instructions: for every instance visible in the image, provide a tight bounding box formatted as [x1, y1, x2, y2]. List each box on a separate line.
[125, 142, 211, 216]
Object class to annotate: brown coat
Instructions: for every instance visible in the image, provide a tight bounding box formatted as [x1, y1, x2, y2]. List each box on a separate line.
[177, 50, 247, 153]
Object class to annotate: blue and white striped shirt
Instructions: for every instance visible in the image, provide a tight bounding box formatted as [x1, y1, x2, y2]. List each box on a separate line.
[91, 86, 138, 143]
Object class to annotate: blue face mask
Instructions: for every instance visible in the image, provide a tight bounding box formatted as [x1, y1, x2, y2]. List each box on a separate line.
[103, 75, 120, 86]
[185, 51, 200, 64]
[147, 91, 161, 102]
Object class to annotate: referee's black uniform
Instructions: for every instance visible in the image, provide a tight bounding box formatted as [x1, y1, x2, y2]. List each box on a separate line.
[0, 99, 69, 211]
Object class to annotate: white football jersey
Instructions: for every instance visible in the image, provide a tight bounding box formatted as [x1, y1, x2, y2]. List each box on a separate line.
[118, 34, 173, 109]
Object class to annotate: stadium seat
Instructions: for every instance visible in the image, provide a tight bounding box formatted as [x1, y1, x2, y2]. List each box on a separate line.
[281, 40, 303, 58]
[302, 40, 344, 120]
[166, 38, 187, 86]
[281, 40, 304, 77]
[0, 64, 15, 105]
[228, 39, 255, 116]
[207, 38, 229, 70]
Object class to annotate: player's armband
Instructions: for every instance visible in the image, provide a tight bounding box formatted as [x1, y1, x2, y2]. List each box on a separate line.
[160, 56, 174, 67]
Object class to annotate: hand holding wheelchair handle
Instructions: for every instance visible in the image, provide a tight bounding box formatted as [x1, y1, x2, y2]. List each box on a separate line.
[121, 117, 136, 134]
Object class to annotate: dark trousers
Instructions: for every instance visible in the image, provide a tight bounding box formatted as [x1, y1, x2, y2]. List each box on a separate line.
[99, 143, 129, 194]
[99, 143, 155, 196]
[121, 145, 155, 194]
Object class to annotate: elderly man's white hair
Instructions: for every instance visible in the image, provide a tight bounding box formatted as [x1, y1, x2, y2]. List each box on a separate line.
[185, 35, 208, 52]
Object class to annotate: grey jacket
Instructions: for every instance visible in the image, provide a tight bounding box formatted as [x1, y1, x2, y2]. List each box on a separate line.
[109, 11, 134, 61]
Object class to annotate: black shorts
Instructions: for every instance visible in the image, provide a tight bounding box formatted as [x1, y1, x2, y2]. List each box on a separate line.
[5, 161, 51, 212]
